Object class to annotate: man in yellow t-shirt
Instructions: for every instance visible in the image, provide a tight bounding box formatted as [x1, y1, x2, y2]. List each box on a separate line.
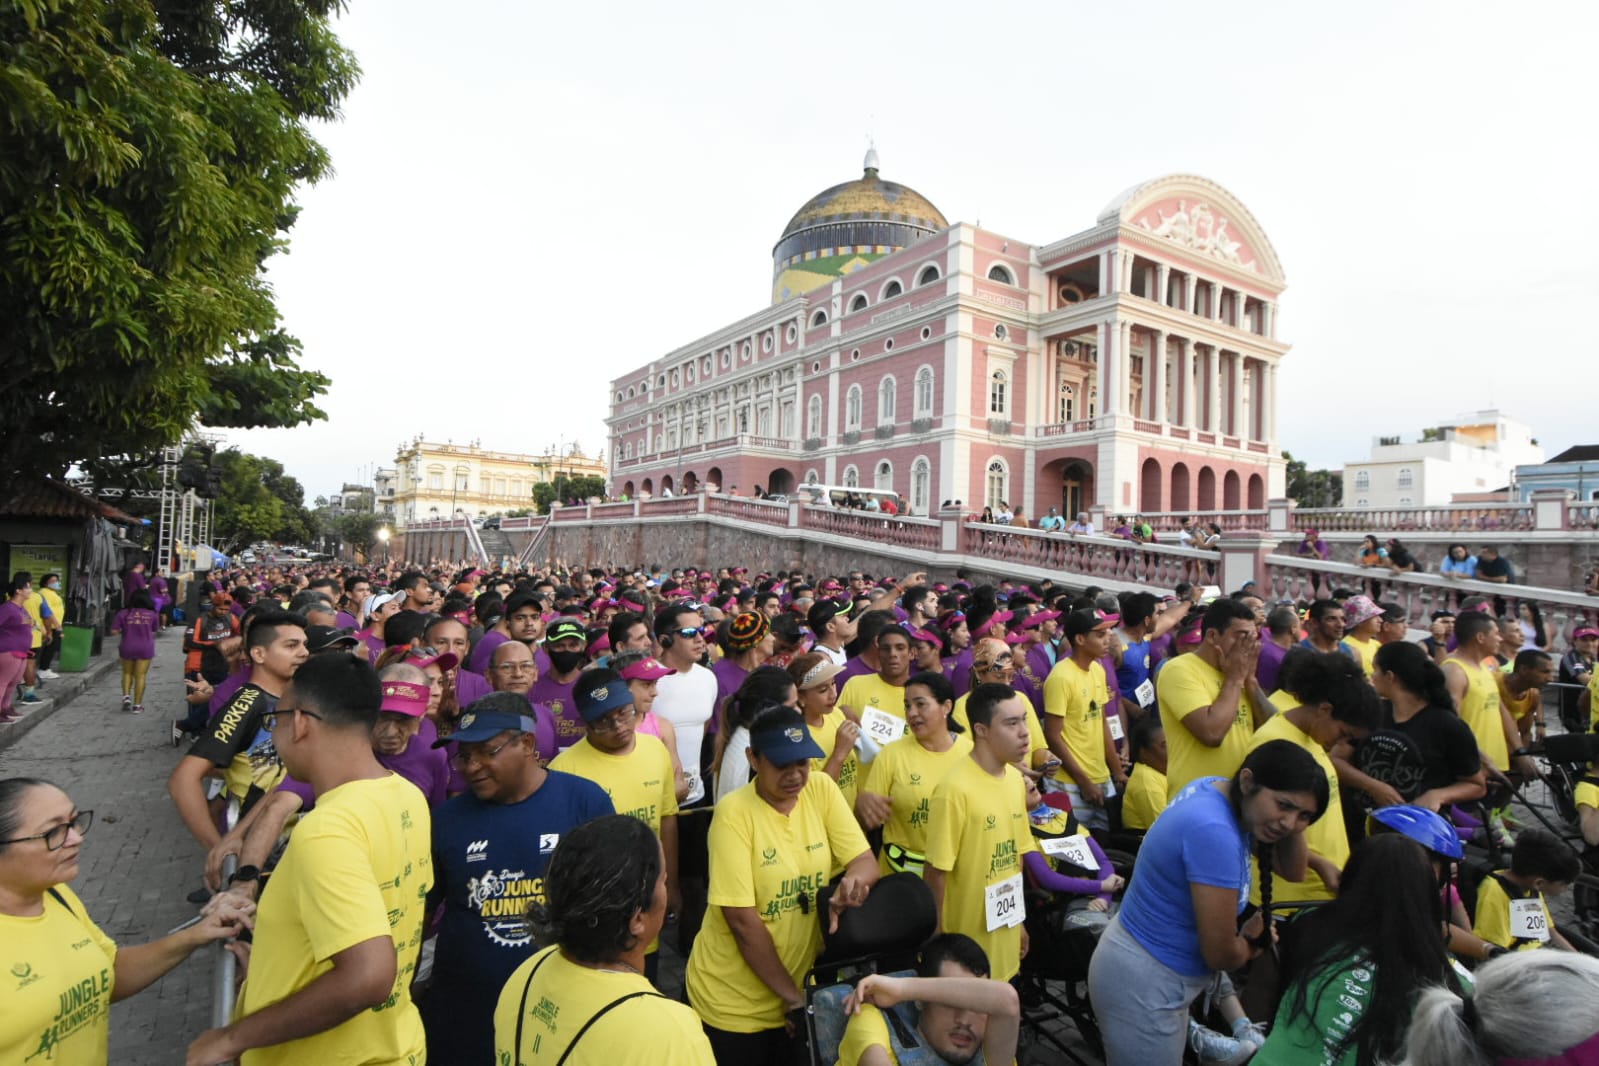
[1043, 610, 1125, 829]
[1340, 595, 1384, 677]
[551, 670, 680, 973]
[838, 625, 914, 745]
[187, 655, 433, 1066]
[1498, 650, 1553, 746]
[1157, 600, 1276, 799]
[1444, 612, 1518, 774]
[1246, 651, 1377, 903]
[35, 573, 65, 679]
[1575, 765, 1599, 848]
[923, 683, 1038, 983]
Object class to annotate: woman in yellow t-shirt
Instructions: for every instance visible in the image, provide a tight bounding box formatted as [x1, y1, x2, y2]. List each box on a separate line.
[494, 814, 713, 1064]
[685, 707, 876, 1064]
[787, 653, 862, 806]
[856, 670, 973, 875]
[1120, 713, 1169, 832]
[0, 778, 252, 1065]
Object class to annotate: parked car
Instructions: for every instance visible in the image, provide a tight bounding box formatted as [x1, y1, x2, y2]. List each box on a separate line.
[482, 516, 502, 530]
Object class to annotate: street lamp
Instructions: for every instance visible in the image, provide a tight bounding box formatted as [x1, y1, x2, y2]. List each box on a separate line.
[377, 526, 390, 565]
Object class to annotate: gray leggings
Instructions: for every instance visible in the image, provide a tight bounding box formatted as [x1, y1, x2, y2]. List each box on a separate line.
[1086, 914, 1214, 1066]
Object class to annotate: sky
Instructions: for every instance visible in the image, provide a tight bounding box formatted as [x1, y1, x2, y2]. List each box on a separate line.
[226, 0, 1599, 501]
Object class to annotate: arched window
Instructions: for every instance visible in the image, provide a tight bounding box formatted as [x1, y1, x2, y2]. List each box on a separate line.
[875, 460, 893, 491]
[1397, 467, 1414, 489]
[843, 465, 860, 488]
[879, 376, 896, 423]
[987, 264, 1015, 285]
[985, 459, 1008, 509]
[882, 279, 903, 300]
[988, 369, 1009, 417]
[806, 395, 822, 438]
[811, 309, 828, 327]
[911, 457, 931, 514]
[1354, 471, 1371, 491]
[846, 385, 863, 431]
[1058, 382, 1075, 423]
[914, 366, 934, 418]
[917, 264, 941, 287]
[849, 293, 869, 313]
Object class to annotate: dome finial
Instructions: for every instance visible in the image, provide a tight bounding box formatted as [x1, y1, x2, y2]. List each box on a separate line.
[863, 138, 879, 177]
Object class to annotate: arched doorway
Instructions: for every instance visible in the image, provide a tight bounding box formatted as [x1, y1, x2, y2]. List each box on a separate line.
[682, 471, 699, 493]
[623, 480, 636, 497]
[1247, 473, 1265, 509]
[1197, 467, 1217, 510]
[660, 474, 674, 495]
[639, 478, 652, 497]
[1170, 463, 1191, 512]
[768, 467, 795, 496]
[706, 466, 723, 493]
[1223, 470, 1241, 510]
[1140, 458, 1163, 513]
[1046, 459, 1093, 519]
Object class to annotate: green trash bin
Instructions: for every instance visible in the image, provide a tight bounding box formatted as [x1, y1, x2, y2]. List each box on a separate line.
[60, 625, 93, 673]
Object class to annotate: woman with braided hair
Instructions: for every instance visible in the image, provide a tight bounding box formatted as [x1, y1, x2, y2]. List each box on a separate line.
[1086, 740, 1328, 1065]
[492, 814, 712, 1064]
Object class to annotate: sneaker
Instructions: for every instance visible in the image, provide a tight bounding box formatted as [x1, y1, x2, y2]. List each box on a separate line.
[132, 704, 144, 715]
[20, 690, 41, 704]
[1232, 1018, 1268, 1052]
[172, 720, 187, 747]
[121, 695, 133, 712]
[0, 710, 19, 725]
[1190, 1020, 1257, 1065]
[37, 669, 58, 680]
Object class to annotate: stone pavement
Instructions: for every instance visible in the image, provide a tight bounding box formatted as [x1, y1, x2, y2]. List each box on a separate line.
[0, 630, 221, 1064]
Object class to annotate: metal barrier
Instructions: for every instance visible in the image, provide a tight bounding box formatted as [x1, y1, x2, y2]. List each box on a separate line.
[213, 799, 242, 1029]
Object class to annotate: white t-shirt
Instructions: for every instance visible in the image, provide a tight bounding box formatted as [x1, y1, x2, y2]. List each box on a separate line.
[653, 663, 719, 804]
[816, 643, 848, 667]
[715, 725, 753, 804]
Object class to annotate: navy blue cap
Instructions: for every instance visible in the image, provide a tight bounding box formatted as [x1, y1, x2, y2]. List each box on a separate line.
[575, 680, 634, 722]
[433, 708, 537, 747]
[748, 708, 825, 764]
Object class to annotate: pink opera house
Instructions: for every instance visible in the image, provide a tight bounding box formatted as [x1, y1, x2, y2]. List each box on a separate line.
[606, 150, 1287, 522]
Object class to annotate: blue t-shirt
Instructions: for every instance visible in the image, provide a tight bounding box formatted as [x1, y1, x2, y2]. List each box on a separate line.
[1115, 636, 1153, 706]
[1116, 776, 1250, 976]
[427, 770, 614, 1061]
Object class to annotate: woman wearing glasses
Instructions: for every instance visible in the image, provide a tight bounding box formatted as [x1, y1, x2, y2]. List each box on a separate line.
[0, 777, 253, 1063]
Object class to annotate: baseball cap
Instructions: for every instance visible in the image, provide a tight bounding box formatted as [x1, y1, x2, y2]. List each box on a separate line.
[1343, 595, 1382, 627]
[1378, 602, 1407, 624]
[404, 648, 460, 673]
[1574, 627, 1599, 640]
[807, 598, 852, 633]
[304, 625, 359, 653]
[544, 618, 587, 645]
[748, 707, 826, 764]
[362, 591, 402, 616]
[1063, 609, 1115, 641]
[209, 591, 232, 607]
[380, 680, 430, 718]
[436, 706, 539, 747]
[726, 612, 771, 651]
[575, 679, 635, 722]
[618, 657, 674, 682]
[1019, 609, 1062, 630]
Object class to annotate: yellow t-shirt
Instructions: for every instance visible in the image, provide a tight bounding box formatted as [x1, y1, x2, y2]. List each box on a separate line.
[1453, 658, 1508, 770]
[1268, 687, 1297, 713]
[860, 733, 974, 874]
[923, 757, 1037, 983]
[23, 591, 47, 649]
[1157, 654, 1257, 799]
[685, 772, 869, 1032]
[952, 696, 1049, 766]
[1495, 672, 1539, 723]
[550, 735, 678, 836]
[838, 673, 908, 736]
[807, 711, 862, 808]
[1589, 673, 1599, 730]
[0, 885, 117, 1065]
[1576, 779, 1599, 813]
[1473, 873, 1555, 951]
[1345, 635, 1379, 677]
[838, 1003, 898, 1066]
[236, 773, 433, 1066]
[1119, 762, 1167, 831]
[493, 945, 713, 1065]
[1247, 712, 1346, 904]
[1042, 657, 1111, 785]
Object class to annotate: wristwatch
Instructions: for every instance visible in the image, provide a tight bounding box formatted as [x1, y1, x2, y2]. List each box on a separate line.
[228, 865, 262, 885]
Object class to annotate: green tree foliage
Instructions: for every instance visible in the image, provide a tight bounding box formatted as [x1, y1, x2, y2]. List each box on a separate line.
[335, 510, 382, 556]
[531, 475, 607, 514]
[0, 0, 356, 489]
[211, 447, 312, 551]
[1283, 451, 1343, 508]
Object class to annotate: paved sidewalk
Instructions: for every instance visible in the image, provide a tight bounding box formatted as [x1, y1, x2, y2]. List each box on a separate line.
[0, 631, 219, 1065]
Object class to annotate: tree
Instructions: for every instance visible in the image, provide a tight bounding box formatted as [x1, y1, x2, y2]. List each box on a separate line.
[1283, 451, 1344, 509]
[335, 511, 382, 558]
[0, 1, 356, 490]
[531, 474, 607, 514]
[210, 447, 314, 552]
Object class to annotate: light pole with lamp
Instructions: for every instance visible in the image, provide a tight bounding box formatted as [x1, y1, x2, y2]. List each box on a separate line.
[377, 526, 390, 566]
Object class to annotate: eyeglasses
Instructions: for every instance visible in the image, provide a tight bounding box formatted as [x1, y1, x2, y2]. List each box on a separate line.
[261, 707, 324, 733]
[673, 627, 704, 640]
[450, 736, 517, 768]
[493, 662, 535, 673]
[590, 707, 638, 734]
[1, 810, 93, 850]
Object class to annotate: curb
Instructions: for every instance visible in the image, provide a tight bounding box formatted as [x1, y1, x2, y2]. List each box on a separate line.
[0, 652, 125, 754]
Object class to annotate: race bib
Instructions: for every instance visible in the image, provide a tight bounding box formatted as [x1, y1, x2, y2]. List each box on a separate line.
[1041, 834, 1096, 870]
[1134, 679, 1155, 708]
[984, 874, 1025, 932]
[861, 708, 906, 746]
[1510, 898, 1550, 941]
[1106, 714, 1125, 741]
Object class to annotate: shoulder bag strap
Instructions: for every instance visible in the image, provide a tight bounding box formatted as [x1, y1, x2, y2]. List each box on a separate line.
[555, 990, 666, 1066]
[46, 887, 74, 915]
[512, 950, 556, 1066]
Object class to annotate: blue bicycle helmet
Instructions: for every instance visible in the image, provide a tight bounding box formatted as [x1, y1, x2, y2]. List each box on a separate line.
[1367, 804, 1464, 861]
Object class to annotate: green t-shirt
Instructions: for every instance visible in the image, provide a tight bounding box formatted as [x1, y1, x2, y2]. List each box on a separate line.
[1253, 953, 1373, 1066]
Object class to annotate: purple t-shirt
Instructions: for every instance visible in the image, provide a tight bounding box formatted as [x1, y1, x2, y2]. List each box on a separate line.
[335, 610, 359, 631]
[710, 657, 749, 733]
[1256, 639, 1289, 694]
[946, 647, 974, 698]
[837, 655, 875, 687]
[113, 608, 159, 661]
[276, 743, 449, 811]
[0, 601, 33, 654]
[455, 669, 492, 709]
[467, 630, 509, 675]
[529, 674, 581, 751]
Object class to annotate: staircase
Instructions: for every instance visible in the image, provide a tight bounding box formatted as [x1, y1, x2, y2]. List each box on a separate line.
[479, 526, 515, 568]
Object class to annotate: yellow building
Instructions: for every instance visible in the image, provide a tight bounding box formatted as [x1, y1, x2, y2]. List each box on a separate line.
[390, 438, 606, 526]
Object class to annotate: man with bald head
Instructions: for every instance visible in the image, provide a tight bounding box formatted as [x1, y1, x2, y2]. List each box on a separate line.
[489, 639, 556, 761]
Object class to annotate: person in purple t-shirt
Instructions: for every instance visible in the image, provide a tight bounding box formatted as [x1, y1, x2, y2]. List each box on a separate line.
[530, 617, 589, 752]
[481, 640, 558, 763]
[710, 611, 774, 735]
[112, 588, 160, 714]
[0, 576, 35, 724]
[466, 590, 544, 676]
[1256, 605, 1300, 694]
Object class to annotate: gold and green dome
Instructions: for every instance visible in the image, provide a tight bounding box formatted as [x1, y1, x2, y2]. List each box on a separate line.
[772, 149, 948, 304]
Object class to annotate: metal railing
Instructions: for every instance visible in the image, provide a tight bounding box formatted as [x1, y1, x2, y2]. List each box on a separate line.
[213, 799, 242, 1029]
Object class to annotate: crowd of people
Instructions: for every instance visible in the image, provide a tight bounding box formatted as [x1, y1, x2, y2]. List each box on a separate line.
[3, 553, 1599, 1066]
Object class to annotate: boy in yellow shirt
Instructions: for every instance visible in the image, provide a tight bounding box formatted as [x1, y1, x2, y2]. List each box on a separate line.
[1119, 714, 1168, 832]
[1472, 829, 1579, 952]
[1043, 609, 1125, 829]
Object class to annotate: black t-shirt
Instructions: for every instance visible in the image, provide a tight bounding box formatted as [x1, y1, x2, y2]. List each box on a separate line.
[1559, 650, 1593, 720]
[1353, 702, 1481, 802]
[188, 683, 281, 809]
[1476, 556, 1514, 582]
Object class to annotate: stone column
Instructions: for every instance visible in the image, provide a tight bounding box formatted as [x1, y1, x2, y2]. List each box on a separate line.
[1262, 361, 1277, 440]
[1119, 319, 1134, 417]
[1228, 352, 1244, 436]
[1149, 329, 1167, 422]
[1211, 282, 1224, 321]
[1179, 338, 1195, 427]
[1099, 250, 1110, 294]
[1207, 347, 1222, 432]
[1155, 264, 1171, 308]
[1098, 319, 1116, 416]
[1182, 273, 1195, 314]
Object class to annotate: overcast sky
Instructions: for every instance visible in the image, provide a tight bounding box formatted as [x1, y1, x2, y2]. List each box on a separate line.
[226, 0, 1597, 501]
